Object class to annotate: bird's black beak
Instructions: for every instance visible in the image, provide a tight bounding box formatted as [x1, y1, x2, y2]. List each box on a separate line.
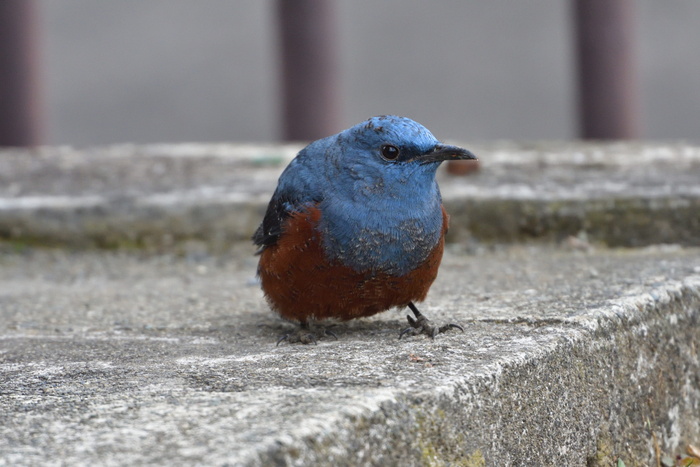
[416, 144, 478, 165]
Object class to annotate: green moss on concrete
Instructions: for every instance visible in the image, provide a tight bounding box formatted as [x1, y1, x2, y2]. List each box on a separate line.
[412, 406, 483, 467]
[587, 428, 615, 467]
[3, 193, 699, 251]
[445, 196, 700, 247]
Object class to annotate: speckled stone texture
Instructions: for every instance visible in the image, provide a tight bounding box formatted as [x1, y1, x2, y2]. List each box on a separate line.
[1, 142, 699, 466]
[0, 245, 698, 466]
[1, 142, 699, 249]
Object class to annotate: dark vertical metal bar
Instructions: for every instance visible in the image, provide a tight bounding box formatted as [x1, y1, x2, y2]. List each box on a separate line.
[0, 0, 43, 146]
[573, 0, 640, 139]
[276, 0, 340, 141]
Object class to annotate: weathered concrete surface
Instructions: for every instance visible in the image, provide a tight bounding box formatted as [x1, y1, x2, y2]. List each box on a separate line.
[2, 141, 699, 465]
[1, 244, 699, 466]
[1, 142, 699, 249]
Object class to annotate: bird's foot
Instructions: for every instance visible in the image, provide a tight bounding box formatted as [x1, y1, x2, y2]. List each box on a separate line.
[399, 302, 464, 340]
[276, 323, 338, 346]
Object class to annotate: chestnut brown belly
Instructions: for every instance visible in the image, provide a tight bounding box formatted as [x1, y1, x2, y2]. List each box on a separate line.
[258, 206, 447, 323]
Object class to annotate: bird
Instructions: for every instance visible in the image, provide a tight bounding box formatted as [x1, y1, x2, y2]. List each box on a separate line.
[252, 115, 477, 344]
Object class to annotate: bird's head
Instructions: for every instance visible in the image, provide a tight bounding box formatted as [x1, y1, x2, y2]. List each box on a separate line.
[323, 115, 476, 199]
[307, 116, 476, 272]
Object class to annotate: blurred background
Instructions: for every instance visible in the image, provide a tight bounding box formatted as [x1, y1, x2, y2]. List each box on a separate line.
[1, 0, 699, 146]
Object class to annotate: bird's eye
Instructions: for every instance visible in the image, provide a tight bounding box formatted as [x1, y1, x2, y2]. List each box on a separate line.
[380, 144, 400, 161]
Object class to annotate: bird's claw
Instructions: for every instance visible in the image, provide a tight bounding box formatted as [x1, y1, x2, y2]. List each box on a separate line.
[399, 313, 463, 340]
[439, 323, 464, 333]
[276, 332, 316, 346]
[276, 327, 338, 346]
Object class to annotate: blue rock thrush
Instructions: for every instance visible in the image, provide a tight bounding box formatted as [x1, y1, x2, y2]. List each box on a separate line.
[253, 115, 477, 344]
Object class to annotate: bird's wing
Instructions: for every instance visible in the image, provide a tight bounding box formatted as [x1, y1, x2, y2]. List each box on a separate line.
[252, 155, 321, 251]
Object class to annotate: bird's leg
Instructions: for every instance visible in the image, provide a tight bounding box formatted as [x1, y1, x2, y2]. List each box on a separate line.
[399, 302, 464, 339]
[276, 321, 338, 346]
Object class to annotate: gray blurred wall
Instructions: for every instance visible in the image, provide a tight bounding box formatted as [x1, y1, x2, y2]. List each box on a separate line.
[38, 0, 700, 145]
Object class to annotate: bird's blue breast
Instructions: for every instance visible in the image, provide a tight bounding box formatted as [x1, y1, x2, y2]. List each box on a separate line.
[317, 170, 444, 277]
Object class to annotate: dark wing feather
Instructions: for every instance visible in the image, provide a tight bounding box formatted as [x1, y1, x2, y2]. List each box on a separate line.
[252, 152, 321, 252]
[252, 191, 309, 251]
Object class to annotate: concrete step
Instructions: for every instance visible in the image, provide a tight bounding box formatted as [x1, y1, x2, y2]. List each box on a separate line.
[1, 142, 699, 249]
[1, 142, 699, 465]
[1, 245, 699, 466]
